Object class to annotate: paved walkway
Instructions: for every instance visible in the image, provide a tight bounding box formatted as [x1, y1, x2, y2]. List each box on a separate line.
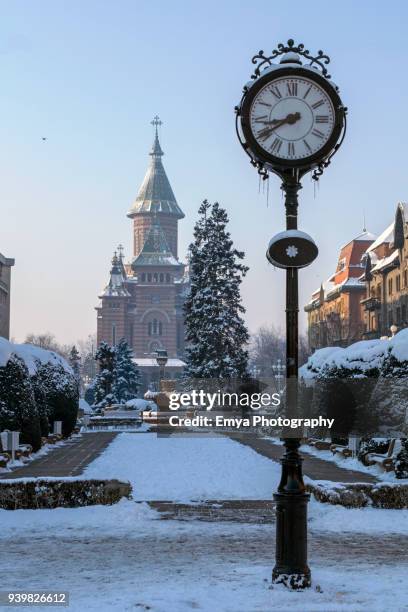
[0, 432, 117, 479]
[231, 434, 378, 483]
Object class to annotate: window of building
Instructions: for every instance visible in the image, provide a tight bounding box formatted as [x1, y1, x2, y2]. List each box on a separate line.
[151, 295, 161, 304]
[396, 275, 401, 292]
[405, 270, 408, 288]
[389, 311, 393, 326]
[397, 307, 401, 324]
[148, 319, 162, 336]
[141, 273, 146, 282]
[337, 258, 346, 272]
[402, 304, 407, 323]
[166, 273, 171, 283]
[112, 323, 116, 346]
[388, 278, 393, 296]
[147, 273, 152, 282]
[159, 273, 164, 282]
[153, 273, 158, 282]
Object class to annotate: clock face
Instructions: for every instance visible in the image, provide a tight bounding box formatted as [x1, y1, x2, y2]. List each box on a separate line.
[249, 75, 336, 161]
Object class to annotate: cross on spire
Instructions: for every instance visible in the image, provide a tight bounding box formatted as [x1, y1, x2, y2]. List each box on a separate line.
[151, 115, 162, 132]
[149, 115, 164, 157]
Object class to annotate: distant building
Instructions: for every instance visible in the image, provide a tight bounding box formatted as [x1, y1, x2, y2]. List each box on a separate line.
[0, 253, 15, 340]
[96, 119, 188, 389]
[305, 231, 375, 352]
[361, 202, 408, 338]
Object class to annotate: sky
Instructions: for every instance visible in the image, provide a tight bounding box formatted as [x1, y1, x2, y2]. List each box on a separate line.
[1, 0, 408, 345]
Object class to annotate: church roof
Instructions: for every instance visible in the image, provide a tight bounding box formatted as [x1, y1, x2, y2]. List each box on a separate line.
[131, 218, 182, 268]
[127, 122, 185, 219]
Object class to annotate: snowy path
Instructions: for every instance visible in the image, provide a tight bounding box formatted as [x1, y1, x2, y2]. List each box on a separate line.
[83, 433, 282, 501]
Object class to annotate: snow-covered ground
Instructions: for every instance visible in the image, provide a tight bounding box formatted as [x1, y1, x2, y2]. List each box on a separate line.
[83, 433, 281, 501]
[0, 432, 407, 611]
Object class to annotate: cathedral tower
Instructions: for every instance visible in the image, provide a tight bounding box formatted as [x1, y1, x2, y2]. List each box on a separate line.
[96, 118, 188, 375]
[127, 116, 184, 259]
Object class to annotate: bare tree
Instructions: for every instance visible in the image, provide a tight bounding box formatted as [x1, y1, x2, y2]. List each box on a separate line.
[250, 324, 310, 377]
[25, 333, 70, 359]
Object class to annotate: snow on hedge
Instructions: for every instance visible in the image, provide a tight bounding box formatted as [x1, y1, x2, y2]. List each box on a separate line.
[0, 337, 72, 375]
[300, 328, 408, 380]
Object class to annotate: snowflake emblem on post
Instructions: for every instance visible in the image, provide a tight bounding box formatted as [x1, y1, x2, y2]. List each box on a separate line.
[286, 245, 298, 258]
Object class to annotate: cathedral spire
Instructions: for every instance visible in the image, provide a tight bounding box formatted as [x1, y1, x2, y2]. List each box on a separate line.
[99, 250, 130, 298]
[127, 118, 184, 219]
[150, 115, 164, 157]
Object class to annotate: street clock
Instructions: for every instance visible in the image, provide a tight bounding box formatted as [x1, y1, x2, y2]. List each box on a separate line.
[236, 40, 346, 179]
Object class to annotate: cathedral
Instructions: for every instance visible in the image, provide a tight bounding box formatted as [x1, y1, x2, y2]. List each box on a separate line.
[96, 118, 188, 387]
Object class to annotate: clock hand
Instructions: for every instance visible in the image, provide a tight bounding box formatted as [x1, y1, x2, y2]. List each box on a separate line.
[261, 112, 301, 127]
[257, 112, 301, 141]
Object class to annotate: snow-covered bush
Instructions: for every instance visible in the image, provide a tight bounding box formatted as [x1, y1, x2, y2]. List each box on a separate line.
[300, 330, 408, 438]
[0, 339, 77, 445]
[0, 355, 42, 451]
[33, 362, 79, 438]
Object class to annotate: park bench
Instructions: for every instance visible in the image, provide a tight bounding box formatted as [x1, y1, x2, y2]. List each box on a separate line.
[330, 443, 352, 458]
[307, 438, 332, 451]
[14, 444, 33, 460]
[363, 438, 402, 472]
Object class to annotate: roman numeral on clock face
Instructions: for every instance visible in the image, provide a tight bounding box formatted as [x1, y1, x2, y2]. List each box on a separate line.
[270, 137, 282, 153]
[312, 128, 325, 139]
[286, 82, 298, 97]
[315, 115, 329, 123]
[271, 86, 282, 99]
[312, 99, 324, 110]
[303, 139, 312, 153]
[253, 115, 268, 123]
[288, 142, 295, 156]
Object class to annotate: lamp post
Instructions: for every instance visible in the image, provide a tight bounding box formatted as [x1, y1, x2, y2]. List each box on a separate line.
[272, 358, 286, 395]
[235, 39, 346, 589]
[155, 349, 168, 389]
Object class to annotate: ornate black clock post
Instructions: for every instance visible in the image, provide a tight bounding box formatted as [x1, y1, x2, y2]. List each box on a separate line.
[235, 39, 346, 589]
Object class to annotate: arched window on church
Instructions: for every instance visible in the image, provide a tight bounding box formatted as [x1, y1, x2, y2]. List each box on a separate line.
[147, 273, 152, 282]
[148, 318, 162, 336]
[159, 273, 164, 282]
[166, 273, 171, 283]
[153, 273, 158, 282]
[141, 273, 146, 282]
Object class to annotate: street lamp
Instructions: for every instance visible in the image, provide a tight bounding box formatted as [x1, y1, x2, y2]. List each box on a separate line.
[155, 349, 168, 388]
[236, 39, 346, 589]
[272, 358, 286, 395]
[390, 324, 398, 337]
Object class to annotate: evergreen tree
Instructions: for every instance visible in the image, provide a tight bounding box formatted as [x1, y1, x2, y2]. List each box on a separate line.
[93, 342, 117, 407]
[33, 362, 79, 438]
[112, 338, 141, 403]
[69, 345, 81, 386]
[184, 200, 249, 379]
[0, 355, 42, 451]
